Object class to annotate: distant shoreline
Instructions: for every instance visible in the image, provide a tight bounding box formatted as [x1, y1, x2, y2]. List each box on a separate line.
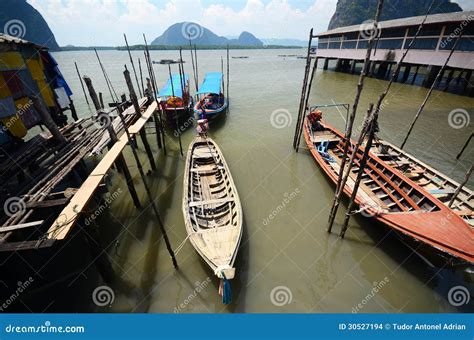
[59, 44, 304, 52]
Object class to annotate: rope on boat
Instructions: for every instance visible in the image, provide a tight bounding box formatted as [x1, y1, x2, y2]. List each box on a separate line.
[218, 271, 232, 305]
[173, 232, 197, 255]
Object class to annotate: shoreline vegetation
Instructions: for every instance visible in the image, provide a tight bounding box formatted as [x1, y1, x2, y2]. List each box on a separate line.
[59, 44, 303, 52]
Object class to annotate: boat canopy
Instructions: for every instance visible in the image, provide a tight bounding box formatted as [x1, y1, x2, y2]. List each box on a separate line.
[159, 74, 188, 98]
[197, 72, 223, 95]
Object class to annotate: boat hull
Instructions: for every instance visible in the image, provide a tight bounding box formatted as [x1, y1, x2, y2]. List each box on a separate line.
[193, 98, 228, 121]
[303, 118, 474, 265]
[182, 136, 242, 279]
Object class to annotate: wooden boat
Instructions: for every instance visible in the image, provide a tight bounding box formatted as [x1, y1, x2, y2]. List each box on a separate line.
[368, 140, 473, 227]
[193, 72, 228, 121]
[303, 117, 474, 265]
[158, 74, 193, 127]
[182, 136, 242, 280]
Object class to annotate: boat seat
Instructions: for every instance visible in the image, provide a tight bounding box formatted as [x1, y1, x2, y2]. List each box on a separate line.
[189, 197, 235, 207]
[428, 189, 456, 195]
[191, 166, 224, 174]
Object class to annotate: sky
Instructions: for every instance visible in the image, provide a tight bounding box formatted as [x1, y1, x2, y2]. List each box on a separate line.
[28, 0, 473, 46]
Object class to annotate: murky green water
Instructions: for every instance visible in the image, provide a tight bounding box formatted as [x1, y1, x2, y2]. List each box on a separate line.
[52, 49, 473, 313]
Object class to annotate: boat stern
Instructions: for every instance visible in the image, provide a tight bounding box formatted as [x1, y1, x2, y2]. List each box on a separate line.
[214, 265, 236, 280]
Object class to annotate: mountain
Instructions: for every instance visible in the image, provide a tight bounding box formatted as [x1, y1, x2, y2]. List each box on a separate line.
[328, 0, 463, 29]
[261, 38, 307, 47]
[0, 0, 59, 50]
[151, 22, 263, 47]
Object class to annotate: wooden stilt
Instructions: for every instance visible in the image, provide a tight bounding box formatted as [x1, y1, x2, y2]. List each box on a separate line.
[74, 62, 90, 107]
[147, 77, 162, 150]
[226, 44, 230, 101]
[123, 69, 156, 171]
[138, 58, 145, 96]
[84, 220, 115, 284]
[83, 76, 102, 111]
[69, 99, 79, 121]
[115, 108, 178, 268]
[99, 92, 105, 109]
[167, 64, 183, 156]
[340, 104, 377, 237]
[448, 165, 473, 208]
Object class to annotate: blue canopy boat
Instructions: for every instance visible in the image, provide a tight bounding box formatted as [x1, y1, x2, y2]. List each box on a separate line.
[158, 73, 193, 127]
[193, 72, 228, 120]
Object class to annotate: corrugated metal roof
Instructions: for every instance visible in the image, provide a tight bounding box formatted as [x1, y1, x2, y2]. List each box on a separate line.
[316, 11, 474, 37]
[0, 33, 45, 49]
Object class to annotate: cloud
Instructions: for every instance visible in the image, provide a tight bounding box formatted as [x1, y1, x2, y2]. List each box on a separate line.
[27, 0, 338, 46]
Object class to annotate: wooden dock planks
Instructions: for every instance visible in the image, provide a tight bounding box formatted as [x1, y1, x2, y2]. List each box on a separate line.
[48, 101, 158, 240]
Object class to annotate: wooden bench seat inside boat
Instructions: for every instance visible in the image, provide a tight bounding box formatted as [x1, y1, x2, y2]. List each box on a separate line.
[189, 197, 236, 207]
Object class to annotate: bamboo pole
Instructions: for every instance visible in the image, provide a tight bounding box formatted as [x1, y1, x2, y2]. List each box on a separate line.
[74, 62, 90, 107]
[147, 77, 162, 150]
[94, 48, 118, 104]
[139, 58, 145, 96]
[327, 0, 384, 231]
[124, 34, 143, 98]
[295, 56, 317, 152]
[167, 64, 184, 156]
[327, 0, 437, 232]
[448, 164, 473, 208]
[457, 133, 473, 160]
[99, 92, 105, 109]
[124, 68, 156, 171]
[144, 34, 167, 155]
[340, 104, 378, 237]
[226, 44, 230, 101]
[400, 33, 463, 150]
[188, 39, 198, 92]
[115, 107, 178, 269]
[194, 44, 199, 87]
[293, 28, 314, 149]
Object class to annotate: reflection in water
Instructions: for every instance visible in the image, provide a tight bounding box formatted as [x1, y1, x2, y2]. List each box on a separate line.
[39, 49, 474, 313]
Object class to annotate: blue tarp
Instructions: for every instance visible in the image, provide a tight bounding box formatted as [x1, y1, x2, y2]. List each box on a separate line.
[159, 74, 188, 98]
[197, 72, 222, 95]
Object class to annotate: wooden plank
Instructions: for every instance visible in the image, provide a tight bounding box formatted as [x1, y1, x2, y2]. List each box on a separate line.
[26, 198, 69, 208]
[47, 101, 157, 241]
[0, 239, 55, 252]
[0, 220, 44, 233]
[189, 197, 235, 207]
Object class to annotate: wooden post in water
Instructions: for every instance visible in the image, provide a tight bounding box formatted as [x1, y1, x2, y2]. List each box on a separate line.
[99, 92, 105, 109]
[400, 33, 463, 150]
[139, 58, 145, 96]
[457, 133, 473, 160]
[188, 39, 198, 92]
[293, 28, 314, 149]
[194, 44, 199, 87]
[31, 95, 67, 143]
[327, 0, 384, 232]
[147, 77, 163, 150]
[340, 104, 378, 238]
[115, 108, 178, 268]
[69, 99, 79, 121]
[448, 164, 473, 208]
[74, 62, 90, 107]
[226, 44, 230, 101]
[124, 68, 157, 171]
[84, 220, 115, 284]
[83, 76, 102, 111]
